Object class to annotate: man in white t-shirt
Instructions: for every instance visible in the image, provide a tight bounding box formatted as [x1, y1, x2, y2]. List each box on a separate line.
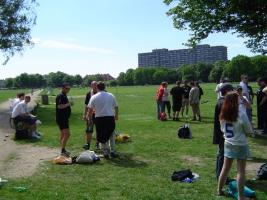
[10, 93, 25, 111]
[87, 82, 119, 159]
[12, 96, 40, 139]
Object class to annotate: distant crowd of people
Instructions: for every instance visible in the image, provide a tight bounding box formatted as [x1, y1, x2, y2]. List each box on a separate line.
[155, 74, 267, 200]
[156, 80, 203, 121]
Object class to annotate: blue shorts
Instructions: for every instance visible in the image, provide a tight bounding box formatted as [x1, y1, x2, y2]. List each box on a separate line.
[224, 143, 250, 160]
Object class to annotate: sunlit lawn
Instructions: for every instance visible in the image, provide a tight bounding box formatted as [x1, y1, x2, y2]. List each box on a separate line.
[1, 84, 267, 200]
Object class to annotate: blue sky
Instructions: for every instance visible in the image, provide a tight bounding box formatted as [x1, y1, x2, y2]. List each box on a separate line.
[0, 0, 257, 79]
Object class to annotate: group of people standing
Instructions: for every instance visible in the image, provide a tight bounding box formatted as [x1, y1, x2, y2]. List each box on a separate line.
[55, 81, 119, 159]
[156, 80, 203, 121]
[213, 74, 267, 200]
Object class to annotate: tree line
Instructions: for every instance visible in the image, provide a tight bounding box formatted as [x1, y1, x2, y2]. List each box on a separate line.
[4, 72, 114, 88]
[2, 55, 267, 88]
[117, 55, 267, 85]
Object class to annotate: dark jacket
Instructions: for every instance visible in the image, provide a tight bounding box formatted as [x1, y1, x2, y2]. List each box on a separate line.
[213, 97, 224, 145]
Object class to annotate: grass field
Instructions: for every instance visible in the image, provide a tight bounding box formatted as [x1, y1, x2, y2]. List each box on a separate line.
[1, 84, 267, 200]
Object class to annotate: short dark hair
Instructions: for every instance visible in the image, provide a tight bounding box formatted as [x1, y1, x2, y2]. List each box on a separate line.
[25, 96, 31, 100]
[17, 93, 25, 98]
[62, 83, 70, 88]
[97, 81, 106, 91]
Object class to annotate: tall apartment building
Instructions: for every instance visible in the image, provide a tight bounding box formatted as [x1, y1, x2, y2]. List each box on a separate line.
[138, 45, 227, 68]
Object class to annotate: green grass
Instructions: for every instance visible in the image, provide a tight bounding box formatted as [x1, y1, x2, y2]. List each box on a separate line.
[0, 89, 30, 103]
[1, 84, 267, 200]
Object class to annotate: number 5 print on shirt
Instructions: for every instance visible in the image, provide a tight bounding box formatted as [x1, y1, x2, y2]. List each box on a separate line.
[225, 123, 234, 138]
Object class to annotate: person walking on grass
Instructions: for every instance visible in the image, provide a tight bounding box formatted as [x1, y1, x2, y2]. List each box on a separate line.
[170, 81, 184, 121]
[217, 92, 252, 200]
[87, 81, 119, 159]
[83, 81, 99, 150]
[56, 83, 72, 157]
[213, 83, 234, 180]
[189, 81, 201, 121]
[181, 80, 191, 117]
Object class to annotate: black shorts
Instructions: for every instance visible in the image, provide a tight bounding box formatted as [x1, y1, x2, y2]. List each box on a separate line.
[172, 101, 182, 112]
[95, 116, 115, 143]
[14, 115, 36, 126]
[56, 118, 69, 130]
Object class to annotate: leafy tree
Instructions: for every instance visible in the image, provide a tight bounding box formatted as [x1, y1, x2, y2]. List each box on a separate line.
[164, 0, 267, 54]
[251, 55, 267, 77]
[133, 68, 147, 85]
[224, 55, 255, 81]
[195, 63, 213, 82]
[152, 70, 168, 84]
[208, 61, 226, 83]
[0, 0, 38, 64]
[117, 72, 126, 86]
[179, 64, 197, 81]
[73, 74, 83, 86]
[124, 69, 134, 85]
[5, 78, 14, 88]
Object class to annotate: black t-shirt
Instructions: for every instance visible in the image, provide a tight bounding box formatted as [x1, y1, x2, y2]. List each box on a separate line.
[56, 93, 71, 120]
[183, 85, 191, 99]
[84, 90, 97, 105]
[170, 86, 184, 102]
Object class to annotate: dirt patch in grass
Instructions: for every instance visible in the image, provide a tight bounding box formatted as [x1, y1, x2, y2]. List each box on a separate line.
[246, 162, 263, 179]
[0, 91, 58, 179]
[180, 155, 205, 166]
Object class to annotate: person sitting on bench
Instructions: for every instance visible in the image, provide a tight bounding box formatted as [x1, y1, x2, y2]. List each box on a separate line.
[11, 96, 41, 139]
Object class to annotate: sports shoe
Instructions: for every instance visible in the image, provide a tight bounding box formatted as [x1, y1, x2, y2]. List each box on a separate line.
[83, 143, 90, 150]
[61, 150, 71, 157]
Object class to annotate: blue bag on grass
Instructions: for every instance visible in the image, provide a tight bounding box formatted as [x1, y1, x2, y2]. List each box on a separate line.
[228, 180, 255, 199]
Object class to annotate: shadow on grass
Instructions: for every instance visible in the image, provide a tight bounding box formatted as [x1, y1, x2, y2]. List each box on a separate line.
[249, 157, 267, 163]
[107, 153, 148, 168]
[251, 135, 267, 146]
[247, 180, 267, 195]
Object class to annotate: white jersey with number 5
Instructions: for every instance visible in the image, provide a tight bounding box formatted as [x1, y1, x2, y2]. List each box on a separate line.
[220, 110, 253, 146]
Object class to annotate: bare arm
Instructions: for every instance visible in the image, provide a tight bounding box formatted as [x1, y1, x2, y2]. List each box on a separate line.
[57, 103, 70, 109]
[260, 96, 267, 106]
[114, 106, 119, 120]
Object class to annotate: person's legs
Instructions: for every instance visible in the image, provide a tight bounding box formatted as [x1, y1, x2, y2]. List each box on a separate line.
[191, 104, 197, 120]
[60, 128, 70, 155]
[196, 103, 201, 121]
[185, 99, 189, 116]
[181, 99, 185, 116]
[218, 157, 233, 194]
[166, 101, 171, 118]
[216, 143, 225, 179]
[236, 159, 246, 200]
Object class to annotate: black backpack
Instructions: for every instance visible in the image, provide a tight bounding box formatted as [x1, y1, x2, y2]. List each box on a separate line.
[257, 163, 267, 180]
[177, 124, 191, 139]
[171, 169, 193, 181]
